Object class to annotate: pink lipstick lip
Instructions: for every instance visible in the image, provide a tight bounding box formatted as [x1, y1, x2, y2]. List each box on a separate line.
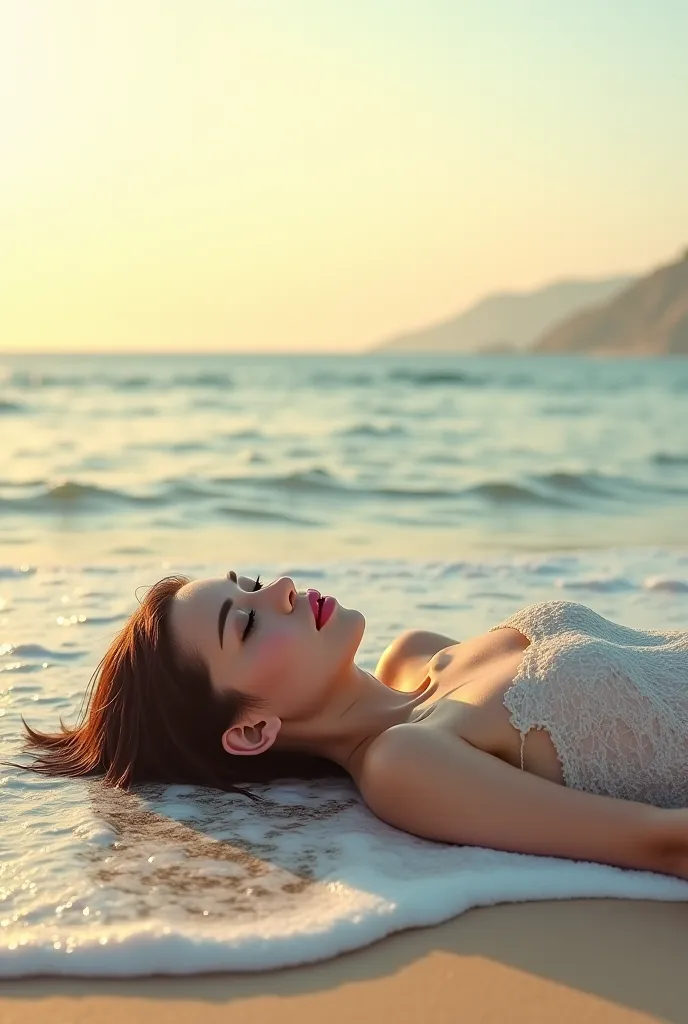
[306, 589, 336, 629]
[307, 589, 321, 626]
[318, 595, 336, 629]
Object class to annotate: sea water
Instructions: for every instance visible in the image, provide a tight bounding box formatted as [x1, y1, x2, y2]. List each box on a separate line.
[1, 353, 688, 976]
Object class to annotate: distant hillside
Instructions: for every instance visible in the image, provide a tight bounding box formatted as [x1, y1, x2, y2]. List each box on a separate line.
[534, 251, 688, 355]
[373, 277, 634, 353]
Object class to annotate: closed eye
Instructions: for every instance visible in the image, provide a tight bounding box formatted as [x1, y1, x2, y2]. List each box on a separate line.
[226, 570, 263, 592]
[240, 574, 262, 642]
[242, 609, 256, 641]
[220, 573, 264, 648]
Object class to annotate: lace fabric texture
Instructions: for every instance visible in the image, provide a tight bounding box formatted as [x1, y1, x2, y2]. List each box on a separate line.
[489, 600, 688, 808]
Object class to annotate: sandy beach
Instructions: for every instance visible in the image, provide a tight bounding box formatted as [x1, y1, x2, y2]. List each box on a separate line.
[2, 898, 687, 1024]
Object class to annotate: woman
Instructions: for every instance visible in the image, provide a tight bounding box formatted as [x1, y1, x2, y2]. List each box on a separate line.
[21, 571, 688, 880]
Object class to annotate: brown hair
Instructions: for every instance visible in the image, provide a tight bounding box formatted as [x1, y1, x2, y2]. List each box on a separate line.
[19, 575, 345, 798]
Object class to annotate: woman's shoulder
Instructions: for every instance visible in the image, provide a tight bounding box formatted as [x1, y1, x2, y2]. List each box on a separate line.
[375, 628, 460, 691]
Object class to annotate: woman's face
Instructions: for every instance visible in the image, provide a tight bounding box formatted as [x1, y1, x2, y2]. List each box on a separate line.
[169, 572, 366, 725]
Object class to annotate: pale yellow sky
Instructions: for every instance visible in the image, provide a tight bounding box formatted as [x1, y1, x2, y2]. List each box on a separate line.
[1, 1, 687, 354]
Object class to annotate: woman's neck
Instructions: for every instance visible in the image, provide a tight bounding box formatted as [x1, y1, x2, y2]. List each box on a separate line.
[276, 663, 438, 775]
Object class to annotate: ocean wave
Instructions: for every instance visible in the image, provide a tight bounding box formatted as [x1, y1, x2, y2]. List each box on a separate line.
[0, 481, 162, 512]
[0, 642, 83, 660]
[45, 481, 156, 505]
[10, 372, 154, 390]
[170, 373, 234, 388]
[463, 472, 619, 506]
[210, 473, 618, 505]
[555, 575, 635, 592]
[338, 423, 406, 437]
[10, 372, 86, 388]
[0, 478, 47, 488]
[215, 473, 454, 501]
[212, 468, 343, 494]
[652, 452, 688, 466]
[308, 372, 375, 388]
[464, 470, 688, 507]
[163, 441, 209, 453]
[606, 474, 688, 498]
[535, 471, 617, 495]
[215, 505, 319, 526]
[464, 481, 562, 505]
[8, 371, 234, 392]
[387, 368, 484, 386]
[643, 576, 688, 592]
[159, 480, 219, 501]
[110, 376, 153, 389]
[0, 400, 26, 414]
[218, 429, 264, 441]
[376, 485, 456, 500]
[3, 467, 686, 520]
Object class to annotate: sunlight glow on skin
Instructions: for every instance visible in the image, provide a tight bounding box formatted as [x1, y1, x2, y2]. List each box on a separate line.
[168, 571, 436, 768]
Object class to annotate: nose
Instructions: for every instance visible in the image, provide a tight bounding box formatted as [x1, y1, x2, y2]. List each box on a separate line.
[272, 575, 296, 610]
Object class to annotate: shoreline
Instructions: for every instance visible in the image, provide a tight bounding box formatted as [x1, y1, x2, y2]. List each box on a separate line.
[2, 898, 687, 1024]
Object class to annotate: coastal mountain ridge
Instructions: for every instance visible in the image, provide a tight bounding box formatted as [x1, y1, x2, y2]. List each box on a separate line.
[534, 250, 688, 355]
[373, 276, 635, 354]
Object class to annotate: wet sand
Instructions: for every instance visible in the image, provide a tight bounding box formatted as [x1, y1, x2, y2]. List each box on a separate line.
[2, 898, 687, 1024]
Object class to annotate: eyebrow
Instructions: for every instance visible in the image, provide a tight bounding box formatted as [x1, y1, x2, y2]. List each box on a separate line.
[218, 597, 233, 649]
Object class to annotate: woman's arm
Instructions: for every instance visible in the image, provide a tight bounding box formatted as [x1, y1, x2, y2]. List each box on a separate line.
[358, 725, 685, 878]
[375, 629, 459, 692]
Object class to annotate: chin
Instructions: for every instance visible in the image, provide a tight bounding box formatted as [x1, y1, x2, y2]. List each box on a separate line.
[326, 604, 366, 652]
[349, 608, 366, 645]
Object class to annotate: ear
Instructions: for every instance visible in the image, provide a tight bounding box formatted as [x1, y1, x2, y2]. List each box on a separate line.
[221, 715, 282, 757]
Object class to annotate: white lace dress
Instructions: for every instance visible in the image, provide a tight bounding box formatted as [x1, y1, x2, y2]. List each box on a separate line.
[488, 600, 688, 808]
